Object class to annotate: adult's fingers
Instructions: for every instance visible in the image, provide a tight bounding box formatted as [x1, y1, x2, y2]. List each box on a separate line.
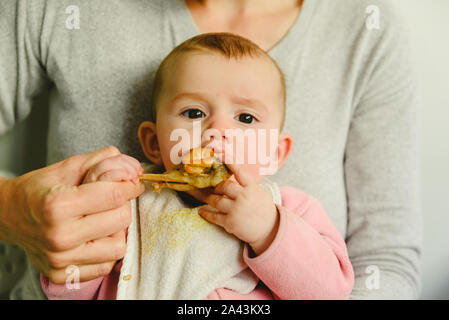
[45, 231, 126, 269]
[47, 180, 145, 219]
[72, 202, 132, 244]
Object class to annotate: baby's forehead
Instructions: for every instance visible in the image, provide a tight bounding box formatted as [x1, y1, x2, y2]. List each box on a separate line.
[165, 51, 284, 95]
[169, 50, 278, 74]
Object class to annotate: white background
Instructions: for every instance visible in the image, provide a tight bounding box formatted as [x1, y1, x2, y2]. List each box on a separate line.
[1, 0, 448, 299]
[391, 0, 449, 299]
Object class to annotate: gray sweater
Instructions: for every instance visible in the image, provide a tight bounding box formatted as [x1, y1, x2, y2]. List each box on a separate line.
[0, 0, 421, 299]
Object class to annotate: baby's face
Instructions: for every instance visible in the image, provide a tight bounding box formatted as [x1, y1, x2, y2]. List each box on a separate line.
[149, 53, 288, 181]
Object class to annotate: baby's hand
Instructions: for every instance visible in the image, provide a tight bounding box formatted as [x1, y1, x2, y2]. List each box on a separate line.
[196, 164, 279, 256]
[83, 154, 144, 184]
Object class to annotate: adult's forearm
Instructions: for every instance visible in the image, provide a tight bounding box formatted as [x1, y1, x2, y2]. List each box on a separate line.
[349, 253, 421, 299]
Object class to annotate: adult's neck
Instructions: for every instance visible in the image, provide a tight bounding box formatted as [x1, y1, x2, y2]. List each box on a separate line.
[187, 0, 302, 17]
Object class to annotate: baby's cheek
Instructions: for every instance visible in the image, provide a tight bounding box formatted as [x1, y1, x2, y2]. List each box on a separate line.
[242, 136, 278, 179]
[160, 136, 198, 170]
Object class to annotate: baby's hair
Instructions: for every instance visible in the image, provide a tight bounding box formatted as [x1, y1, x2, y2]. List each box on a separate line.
[150, 32, 286, 128]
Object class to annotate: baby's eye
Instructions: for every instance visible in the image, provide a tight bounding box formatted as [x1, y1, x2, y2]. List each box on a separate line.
[181, 109, 206, 119]
[235, 113, 256, 124]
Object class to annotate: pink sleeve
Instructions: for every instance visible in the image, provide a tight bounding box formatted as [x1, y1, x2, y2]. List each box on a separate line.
[242, 186, 354, 300]
[40, 261, 122, 300]
[40, 274, 105, 300]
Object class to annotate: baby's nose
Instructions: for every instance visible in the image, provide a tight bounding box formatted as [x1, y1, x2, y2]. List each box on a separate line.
[203, 117, 232, 140]
[201, 117, 233, 154]
[202, 126, 226, 148]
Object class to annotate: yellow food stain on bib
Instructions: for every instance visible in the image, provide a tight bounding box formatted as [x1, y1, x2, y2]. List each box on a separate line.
[144, 207, 209, 255]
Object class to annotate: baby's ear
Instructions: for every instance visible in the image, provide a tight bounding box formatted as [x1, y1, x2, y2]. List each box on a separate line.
[138, 121, 163, 166]
[276, 132, 293, 171]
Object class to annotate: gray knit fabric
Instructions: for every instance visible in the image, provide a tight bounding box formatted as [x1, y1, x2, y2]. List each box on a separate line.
[0, 0, 421, 299]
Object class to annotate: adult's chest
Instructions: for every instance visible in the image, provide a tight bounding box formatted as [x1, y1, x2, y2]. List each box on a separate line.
[44, 1, 177, 161]
[271, 46, 357, 236]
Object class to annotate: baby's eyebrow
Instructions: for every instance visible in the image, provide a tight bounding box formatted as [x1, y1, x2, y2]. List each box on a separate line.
[172, 92, 208, 102]
[231, 96, 268, 113]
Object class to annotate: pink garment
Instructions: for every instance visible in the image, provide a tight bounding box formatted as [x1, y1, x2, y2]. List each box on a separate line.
[41, 186, 354, 300]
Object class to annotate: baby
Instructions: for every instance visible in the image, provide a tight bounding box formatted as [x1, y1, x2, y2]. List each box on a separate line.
[41, 33, 354, 300]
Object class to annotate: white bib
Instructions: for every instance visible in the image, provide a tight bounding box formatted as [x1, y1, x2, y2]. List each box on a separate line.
[116, 164, 281, 300]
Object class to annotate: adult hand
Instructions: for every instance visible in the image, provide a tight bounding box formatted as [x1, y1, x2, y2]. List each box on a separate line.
[0, 146, 145, 284]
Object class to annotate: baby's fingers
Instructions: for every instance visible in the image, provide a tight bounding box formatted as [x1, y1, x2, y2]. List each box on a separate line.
[198, 206, 227, 228]
[225, 163, 253, 187]
[84, 154, 143, 183]
[203, 194, 234, 213]
[98, 155, 142, 178]
[98, 169, 139, 184]
[214, 178, 243, 199]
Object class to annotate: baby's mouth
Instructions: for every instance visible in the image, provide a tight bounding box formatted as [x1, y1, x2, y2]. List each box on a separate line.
[140, 147, 231, 192]
[202, 143, 224, 163]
